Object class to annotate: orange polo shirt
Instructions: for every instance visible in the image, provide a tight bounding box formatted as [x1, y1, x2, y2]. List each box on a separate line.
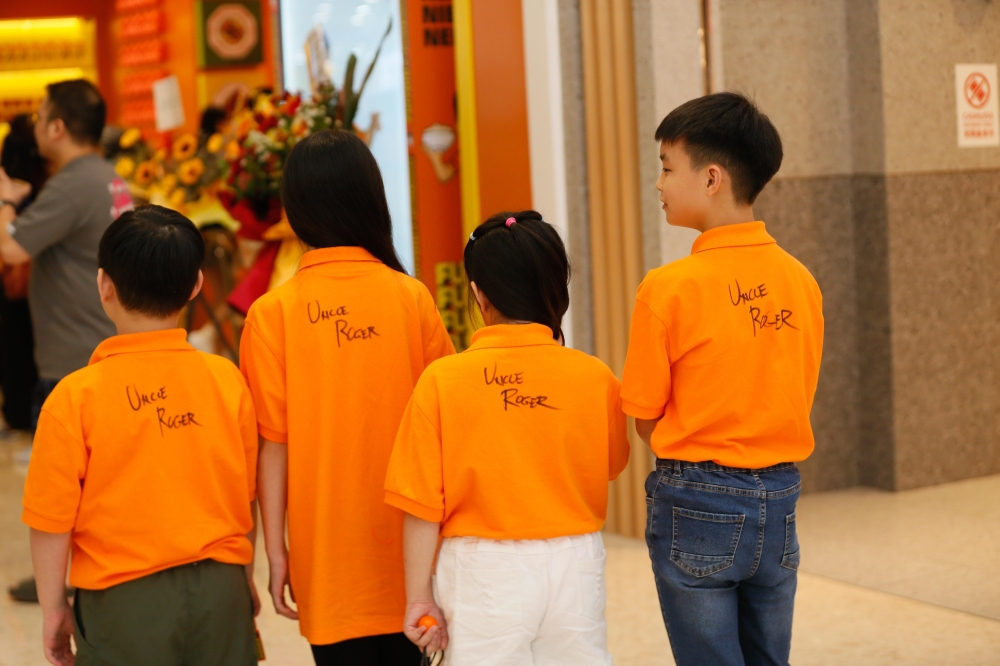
[240, 246, 454, 646]
[621, 222, 824, 468]
[384, 323, 630, 539]
[22, 329, 257, 590]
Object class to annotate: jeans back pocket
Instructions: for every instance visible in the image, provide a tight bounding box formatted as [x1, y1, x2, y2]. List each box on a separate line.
[781, 512, 800, 570]
[670, 507, 745, 578]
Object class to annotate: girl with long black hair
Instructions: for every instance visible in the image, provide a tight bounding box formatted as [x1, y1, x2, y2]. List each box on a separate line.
[241, 130, 454, 665]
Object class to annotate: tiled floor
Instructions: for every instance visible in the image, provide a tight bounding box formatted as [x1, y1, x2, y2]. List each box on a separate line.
[2, 431, 999, 665]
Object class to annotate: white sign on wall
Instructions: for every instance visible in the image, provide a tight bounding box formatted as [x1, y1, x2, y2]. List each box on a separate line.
[152, 75, 185, 133]
[955, 64, 999, 148]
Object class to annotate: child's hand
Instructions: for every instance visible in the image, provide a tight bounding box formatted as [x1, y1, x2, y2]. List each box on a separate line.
[403, 600, 448, 653]
[267, 552, 298, 620]
[42, 605, 75, 666]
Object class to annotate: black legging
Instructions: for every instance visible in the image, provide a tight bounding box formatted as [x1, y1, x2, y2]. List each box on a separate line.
[311, 632, 421, 666]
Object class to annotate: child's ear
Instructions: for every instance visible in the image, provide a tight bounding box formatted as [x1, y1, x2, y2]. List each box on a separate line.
[469, 281, 490, 313]
[96, 268, 116, 304]
[188, 270, 205, 302]
[705, 164, 724, 196]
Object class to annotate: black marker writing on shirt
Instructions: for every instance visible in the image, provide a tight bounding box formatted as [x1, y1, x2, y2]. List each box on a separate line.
[126, 384, 167, 411]
[308, 301, 349, 323]
[484, 364, 557, 411]
[749, 308, 798, 336]
[484, 363, 523, 386]
[729, 279, 768, 307]
[501, 389, 557, 411]
[156, 407, 202, 437]
[307, 300, 380, 347]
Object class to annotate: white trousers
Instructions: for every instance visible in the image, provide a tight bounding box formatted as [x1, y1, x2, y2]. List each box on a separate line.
[434, 532, 613, 666]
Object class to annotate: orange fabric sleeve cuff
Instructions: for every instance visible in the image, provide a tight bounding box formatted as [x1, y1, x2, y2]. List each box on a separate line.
[257, 424, 287, 444]
[22, 507, 74, 533]
[621, 399, 664, 420]
[384, 491, 443, 523]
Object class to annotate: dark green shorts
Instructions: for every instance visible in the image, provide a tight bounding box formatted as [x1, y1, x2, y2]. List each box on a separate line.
[73, 559, 256, 666]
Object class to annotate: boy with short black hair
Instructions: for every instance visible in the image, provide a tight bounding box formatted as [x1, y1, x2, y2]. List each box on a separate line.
[23, 205, 260, 666]
[622, 92, 824, 666]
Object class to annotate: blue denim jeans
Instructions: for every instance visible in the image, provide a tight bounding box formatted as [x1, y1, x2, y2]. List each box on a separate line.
[645, 459, 801, 666]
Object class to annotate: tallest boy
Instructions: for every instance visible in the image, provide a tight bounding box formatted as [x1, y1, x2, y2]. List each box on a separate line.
[621, 92, 824, 666]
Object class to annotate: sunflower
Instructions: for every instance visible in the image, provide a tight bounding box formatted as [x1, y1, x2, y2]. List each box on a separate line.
[154, 148, 167, 162]
[134, 160, 157, 186]
[177, 158, 205, 185]
[206, 133, 224, 153]
[168, 188, 188, 209]
[224, 140, 243, 162]
[172, 134, 198, 161]
[159, 174, 178, 193]
[114, 157, 135, 179]
[119, 128, 142, 149]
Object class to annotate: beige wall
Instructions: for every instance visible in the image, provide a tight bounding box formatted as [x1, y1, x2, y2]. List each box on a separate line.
[879, 0, 1000, 173]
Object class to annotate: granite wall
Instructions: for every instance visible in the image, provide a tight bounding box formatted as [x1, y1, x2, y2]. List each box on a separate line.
[719, 0, 1000, 490]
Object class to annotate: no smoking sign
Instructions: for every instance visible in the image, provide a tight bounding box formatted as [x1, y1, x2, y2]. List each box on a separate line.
[955, 64, 999, 148]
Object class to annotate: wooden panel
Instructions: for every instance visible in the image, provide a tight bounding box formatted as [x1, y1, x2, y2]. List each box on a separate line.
[580, 0, 651, 538]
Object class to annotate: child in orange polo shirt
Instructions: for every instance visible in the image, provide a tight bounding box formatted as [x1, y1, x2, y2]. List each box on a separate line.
[385, 211, 630, 665]
[23, 205, 260, 666]
[240, 130, 455, 666]
[621, 92, 824, 666]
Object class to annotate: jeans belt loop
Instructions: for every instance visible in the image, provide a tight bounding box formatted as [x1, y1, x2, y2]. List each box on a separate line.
[673, 460, 682, 475]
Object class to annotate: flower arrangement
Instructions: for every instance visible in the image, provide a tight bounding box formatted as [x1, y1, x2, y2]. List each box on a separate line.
[113, 129, 228, 212]
[222, 18, 393, 219]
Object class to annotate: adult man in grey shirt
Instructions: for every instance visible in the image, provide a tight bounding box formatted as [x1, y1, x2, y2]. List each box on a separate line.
[0, 79, 133, 425]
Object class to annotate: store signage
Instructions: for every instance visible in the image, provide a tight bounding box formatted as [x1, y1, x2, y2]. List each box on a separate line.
[955, 64, 999, 148]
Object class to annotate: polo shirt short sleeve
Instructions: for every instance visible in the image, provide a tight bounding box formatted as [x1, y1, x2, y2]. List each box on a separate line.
[239, 246, 454, 647]
[385, 323, 630, 540]
[22, 329, 257, 590]
[621, 222, 824, 469]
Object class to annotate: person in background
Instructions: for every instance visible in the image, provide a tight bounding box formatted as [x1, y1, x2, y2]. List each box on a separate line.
[0, 79, 133, 432]
[386, 211, 629, 664]
[0, 115, 46, 432]
[241, 130, 454, 666]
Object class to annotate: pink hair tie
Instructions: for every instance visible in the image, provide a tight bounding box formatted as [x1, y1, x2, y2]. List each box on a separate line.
[506, 217, 517, 228]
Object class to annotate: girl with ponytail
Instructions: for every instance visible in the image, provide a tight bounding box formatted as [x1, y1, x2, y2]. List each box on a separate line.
[385, 211, 630, 664]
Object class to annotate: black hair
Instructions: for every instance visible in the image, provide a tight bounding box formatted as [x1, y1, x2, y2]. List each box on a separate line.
[654, 91, 782, 205]
[98, 205, 205, 317]
[464, 210, 569, 341]
[1, 114, 47, 197]
[281, 129, 405, 272]
[44, 79, 106, 146]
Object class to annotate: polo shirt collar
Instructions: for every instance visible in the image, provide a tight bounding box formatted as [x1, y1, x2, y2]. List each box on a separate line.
[299, 246, 381, 272]
[692, 221, 775, 254]
[89, 329, 192, 365]
[467, 323, 559, 351]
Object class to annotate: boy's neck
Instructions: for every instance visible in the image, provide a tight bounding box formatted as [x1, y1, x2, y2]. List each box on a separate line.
[696, 206, 757, 233]
[112, 312, 182, 336]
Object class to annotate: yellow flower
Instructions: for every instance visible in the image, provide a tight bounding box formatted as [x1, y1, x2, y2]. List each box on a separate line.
[254, 96, 275, 117]
[224, 140, 243, 161]
[159, 174, 178, 193]
[134, 160, 157, 186]
[154, 148, 167, 162]
[119, 128, 142, 149]
[178, 158, 205, 185]
[168, 188, 188, 209]
[206, 133, 224, 153]
[115, 157, 135, 179]
[172, 134, 198, 161]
